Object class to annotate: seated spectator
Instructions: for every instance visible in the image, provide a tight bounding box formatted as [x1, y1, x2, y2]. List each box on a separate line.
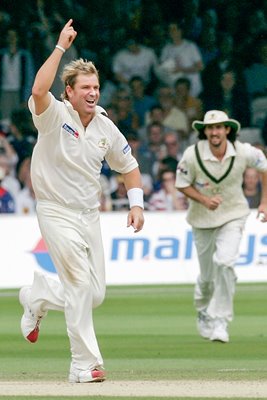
[156, 21, 204, 97]
[111, 87, 140, 132]
[0, 150, 20, 204]
[124, 130, 154, 203]
[110, 174, 129, 211]
[125, 130, 156, 177]
[129, 76, 157, 126]
[0, 154, 15, 213]
[163, 130, 183, 161]
[143, 104, 170, 132]
[112, 33, 158, 88]
[145, 121, 167, 178]
[173, 77, 203, 132]
[148, 169, 188, 211]
[243, 167, 262, 209]
[155, 85, 189, 136]
[201, 32, 240, 96]
[153, 155, 179, 192]
[97, 63, 117, 109]
[0, 28, 35, 121]
[7, 107, 37, 165]
[0, 131, 18, 174]
[16, 157, 36, 214]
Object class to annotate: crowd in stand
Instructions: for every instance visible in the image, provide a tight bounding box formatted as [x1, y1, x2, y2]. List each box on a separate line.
[0, 0, 267, 213]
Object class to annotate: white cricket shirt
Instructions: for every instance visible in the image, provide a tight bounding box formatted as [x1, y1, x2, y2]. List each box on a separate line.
[175, 140, 267, 228]
[28, 93, 138, 210]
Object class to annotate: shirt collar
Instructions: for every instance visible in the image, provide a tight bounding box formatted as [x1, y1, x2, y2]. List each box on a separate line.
[202, 140, 236, 161]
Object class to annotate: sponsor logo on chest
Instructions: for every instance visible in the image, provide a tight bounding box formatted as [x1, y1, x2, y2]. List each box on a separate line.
[62, 123, 79, 138]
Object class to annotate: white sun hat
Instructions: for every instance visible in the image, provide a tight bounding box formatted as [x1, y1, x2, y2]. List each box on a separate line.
[192, 110, 241, 134]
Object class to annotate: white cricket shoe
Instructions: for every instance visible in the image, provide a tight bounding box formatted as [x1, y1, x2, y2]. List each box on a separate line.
[69, 365, 106, 383]
[197, 310, 214, 339]
[19, 286, 47, 343]
[210, 318, 229, 343]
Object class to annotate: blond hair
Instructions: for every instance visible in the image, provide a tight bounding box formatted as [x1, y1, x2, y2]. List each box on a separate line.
[60, 58, 99, 100]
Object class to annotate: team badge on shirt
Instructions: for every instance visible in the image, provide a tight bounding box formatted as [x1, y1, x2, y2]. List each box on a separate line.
[62, 123, 79, 138]
[98, 138, 109, 149]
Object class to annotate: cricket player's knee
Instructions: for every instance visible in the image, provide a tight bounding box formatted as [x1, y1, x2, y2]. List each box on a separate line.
[213, 252, 237, 267]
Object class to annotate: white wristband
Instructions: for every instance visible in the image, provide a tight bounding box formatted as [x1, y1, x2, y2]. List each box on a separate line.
[55, 44, 66, 53]
[127, 188, 144, 209]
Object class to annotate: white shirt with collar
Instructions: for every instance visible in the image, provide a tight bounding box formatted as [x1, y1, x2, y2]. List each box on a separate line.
[176, 140, 267, 228]
[28, 93, 138, 210]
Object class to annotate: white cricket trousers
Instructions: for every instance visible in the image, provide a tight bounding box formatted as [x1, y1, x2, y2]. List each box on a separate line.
[30, 200, 106, 370]
[193, 216, 247, 322]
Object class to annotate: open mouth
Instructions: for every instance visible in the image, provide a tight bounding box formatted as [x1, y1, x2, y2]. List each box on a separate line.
[86, 99, 95, 105]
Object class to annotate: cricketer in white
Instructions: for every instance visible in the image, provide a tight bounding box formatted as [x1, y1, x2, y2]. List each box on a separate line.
[176, 110, 267, 343]
[19, 19, 144, 383]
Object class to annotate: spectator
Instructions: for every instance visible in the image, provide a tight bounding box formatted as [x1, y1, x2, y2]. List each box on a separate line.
[243, 167, 262, 209]
[112, 33, 158, 88]
[7, 108, 37, 165]
[156, 21, 204, 97]
[153, 155, 179, 192]
[129, 76, 157, 127]
[125, 130, 155, 177]
[97, 65, 117, 109]
[163, 130, 183, 162]
[110, 174, 129, 211]
[111, 87, 140, 133]
[0, 153, 16, 213]
[201, 32, 238, 96]
[0, 140, 20, 201]
[156, 85, 189, 136]
[0, 131, 18, 172]
[148, 169, 188, 211]
[173, 77, 203, 131]
[35, 1, 78, 99]
[143, 104, 167, 131]
[146, 121, 166, 162]
[16, 157, 36, 214]
[124, 130, 154, 203]
[0, 28, 35, 121]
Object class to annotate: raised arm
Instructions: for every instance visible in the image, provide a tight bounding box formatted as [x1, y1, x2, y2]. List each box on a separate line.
[32, 19, 77, 115]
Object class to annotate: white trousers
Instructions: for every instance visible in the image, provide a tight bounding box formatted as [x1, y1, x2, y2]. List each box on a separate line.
[193, 217, 247, 322]
[30, 201, 106, 370]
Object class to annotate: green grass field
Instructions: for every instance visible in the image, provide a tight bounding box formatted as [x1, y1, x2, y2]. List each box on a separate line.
[0, 283, 267, 399]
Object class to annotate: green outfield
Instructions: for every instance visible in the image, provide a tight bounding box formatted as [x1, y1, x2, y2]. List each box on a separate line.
[0, 283, 267, 399]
